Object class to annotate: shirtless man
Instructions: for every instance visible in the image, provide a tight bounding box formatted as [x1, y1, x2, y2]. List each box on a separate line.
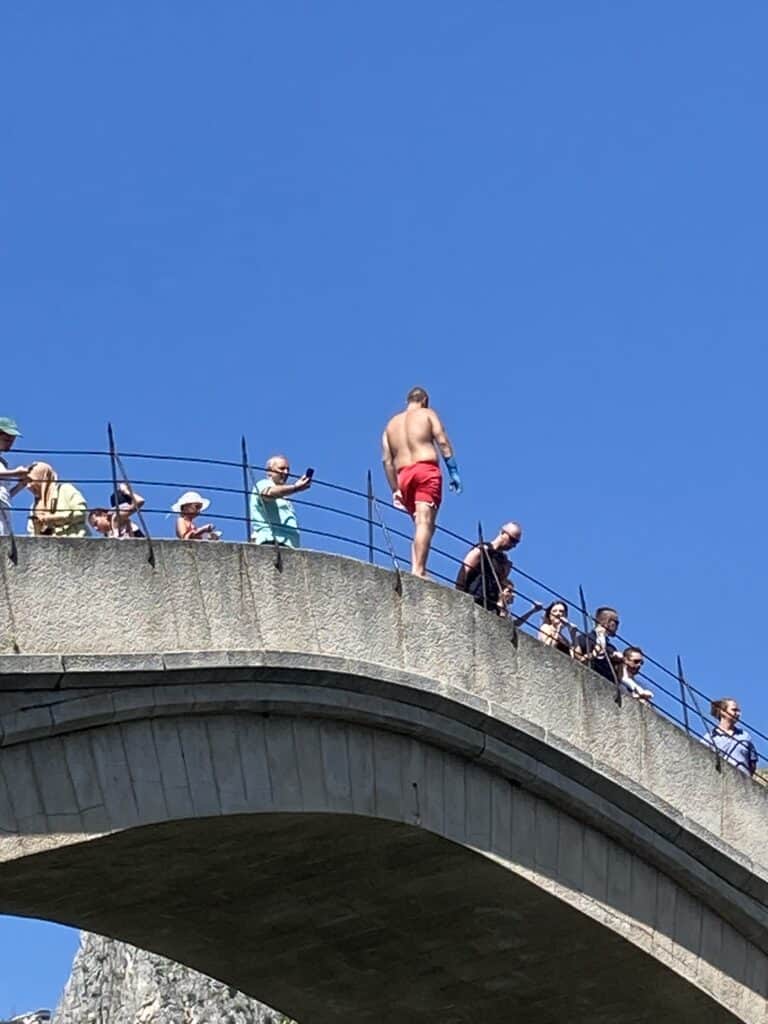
[382, 386, 462, 577]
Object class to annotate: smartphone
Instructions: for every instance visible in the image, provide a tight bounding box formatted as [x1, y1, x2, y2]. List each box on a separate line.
[305, 467, 315, 480]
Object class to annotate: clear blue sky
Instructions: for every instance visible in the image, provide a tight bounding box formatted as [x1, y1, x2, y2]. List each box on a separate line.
[2, 2, 768, 1014]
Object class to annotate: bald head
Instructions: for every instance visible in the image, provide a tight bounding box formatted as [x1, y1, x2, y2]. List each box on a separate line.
[496, 521, 522, 551]
[266, 454, 291, 484]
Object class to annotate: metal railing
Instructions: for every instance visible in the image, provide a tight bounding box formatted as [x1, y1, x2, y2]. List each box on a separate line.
[3, 426, 766, 784]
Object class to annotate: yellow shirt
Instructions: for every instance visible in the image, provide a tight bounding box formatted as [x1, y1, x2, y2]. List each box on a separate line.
[28, 482, 89, 537]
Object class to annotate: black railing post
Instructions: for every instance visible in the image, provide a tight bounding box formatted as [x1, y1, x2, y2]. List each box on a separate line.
[676, 654, 691, 736]
[109, 425, 156, 568]
[241, 436, 252, 542]
[367, 470, 374, 565]
[1, 506, 18, 566]
[107, 423, 120, 518]
[478, 521, 487, 611]
[578, 584, 589, 642]
[676, 659, 718, 768]
[370, 493, 402, 594]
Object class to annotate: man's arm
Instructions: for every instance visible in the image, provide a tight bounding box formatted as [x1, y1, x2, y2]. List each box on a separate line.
[511, 601, 544, 628]
[0, 465, 28, 482]
[622, 676, 654, 701]
[455, 545, 481, 590]
[381, 430, 398, 493]
[429, 410, 453, 460]
[261, 476, 312, 499]
[115, 487, 145, 521]
[429, 411, 462, 493]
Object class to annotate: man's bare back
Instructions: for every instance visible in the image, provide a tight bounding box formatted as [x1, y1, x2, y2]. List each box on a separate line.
[381, 387, 462, 578]
[384, 407, 440, 471]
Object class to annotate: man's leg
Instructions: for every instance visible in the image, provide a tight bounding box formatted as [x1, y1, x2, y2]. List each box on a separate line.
[411, 502, 437, 577]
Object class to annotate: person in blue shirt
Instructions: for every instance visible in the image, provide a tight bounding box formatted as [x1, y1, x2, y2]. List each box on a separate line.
[703, 697, 758, 776]
[250, 454, 312, 547]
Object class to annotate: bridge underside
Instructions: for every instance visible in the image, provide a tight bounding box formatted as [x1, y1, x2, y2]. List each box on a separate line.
[0, 814, 739, 1024]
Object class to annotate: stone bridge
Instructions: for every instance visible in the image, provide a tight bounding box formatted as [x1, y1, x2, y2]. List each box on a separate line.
[0, 538, 765, 1023]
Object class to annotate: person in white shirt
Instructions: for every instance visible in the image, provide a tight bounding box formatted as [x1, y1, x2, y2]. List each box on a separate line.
[620, 647, 654, 702]
[0, 418, 30, 536]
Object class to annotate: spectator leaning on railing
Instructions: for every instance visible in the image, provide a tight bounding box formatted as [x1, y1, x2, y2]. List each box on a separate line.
[499, 579, 543, 628]
[454, 521, 522, 614]
[536, 601, 575, 656]
[574, 606, 623, 683]
[26, 462, 89, 537]
[619, 647, 653, 702]
[249, 454, 312, 548]
[703, 698, 758, 776]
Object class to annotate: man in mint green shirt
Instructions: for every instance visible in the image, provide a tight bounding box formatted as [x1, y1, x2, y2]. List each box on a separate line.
[250, 454, 313, 547]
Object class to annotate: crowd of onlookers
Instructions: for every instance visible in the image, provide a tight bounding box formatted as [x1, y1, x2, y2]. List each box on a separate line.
[0, 423, 308, 547]
[0, 417, 759, 779]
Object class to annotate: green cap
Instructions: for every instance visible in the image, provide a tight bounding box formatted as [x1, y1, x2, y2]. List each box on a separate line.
[0, 418, 21, 437]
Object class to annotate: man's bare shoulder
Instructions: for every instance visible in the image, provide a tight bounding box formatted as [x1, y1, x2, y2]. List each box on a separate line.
[385, 410, 406, 431]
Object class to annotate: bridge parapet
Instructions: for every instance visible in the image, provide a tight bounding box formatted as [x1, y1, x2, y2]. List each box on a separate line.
[0, 537, 765, 874]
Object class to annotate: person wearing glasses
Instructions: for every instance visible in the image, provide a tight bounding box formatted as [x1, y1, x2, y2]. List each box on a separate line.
[619, 646, 654, 702]
[703, 698, 758, 776]
[250, 454, 313, 548]
[455, 522, 522, 613]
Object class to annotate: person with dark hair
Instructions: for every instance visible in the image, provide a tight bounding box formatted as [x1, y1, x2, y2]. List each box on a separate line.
[382, 386, 462, 577]
[619, 647, 653, 702]
[88, 485, 145, 539]
[498, 579, 543, 628]
[574, 606, 623, 683]
[455, 522, 522, 613]
[537, 601, 574, 656]
[703, 698, 758, 776]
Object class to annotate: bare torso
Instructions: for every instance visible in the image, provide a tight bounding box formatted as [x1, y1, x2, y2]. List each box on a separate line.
[385, 408, 438, 471]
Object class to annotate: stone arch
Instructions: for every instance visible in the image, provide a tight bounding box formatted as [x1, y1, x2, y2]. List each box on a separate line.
[0, 697, 764, 1023]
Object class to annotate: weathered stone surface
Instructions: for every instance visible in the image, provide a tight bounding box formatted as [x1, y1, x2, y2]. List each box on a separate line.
[54, 932, 292, 1024]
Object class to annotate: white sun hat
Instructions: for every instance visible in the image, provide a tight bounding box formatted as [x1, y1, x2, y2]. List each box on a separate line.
[171, 490, 211, 513]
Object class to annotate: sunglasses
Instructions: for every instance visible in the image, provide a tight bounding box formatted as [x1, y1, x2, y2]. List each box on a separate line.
[502, 531, 520, 546]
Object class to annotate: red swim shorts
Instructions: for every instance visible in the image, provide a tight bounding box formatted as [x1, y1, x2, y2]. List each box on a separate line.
[397, 461, 443, 516]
